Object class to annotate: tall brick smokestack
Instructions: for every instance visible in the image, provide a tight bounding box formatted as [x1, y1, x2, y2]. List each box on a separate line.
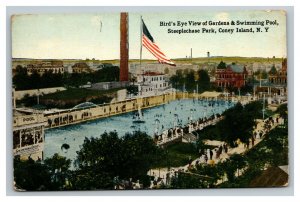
[120, 12, 129, 82]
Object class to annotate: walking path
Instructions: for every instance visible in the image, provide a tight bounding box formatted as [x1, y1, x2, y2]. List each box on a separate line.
[148, 114, 284, 187]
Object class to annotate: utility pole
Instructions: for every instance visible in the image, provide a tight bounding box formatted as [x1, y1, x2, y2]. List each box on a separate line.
[262, 93, 265, 120]
[196, 83, 198, 100]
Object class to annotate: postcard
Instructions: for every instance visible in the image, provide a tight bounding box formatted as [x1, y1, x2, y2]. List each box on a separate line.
[12, 10, 288, 191]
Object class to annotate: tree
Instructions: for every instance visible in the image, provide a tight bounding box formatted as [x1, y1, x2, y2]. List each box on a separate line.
[244, 101, 263, 119]
[13, 65, 30, 90]
[92, 65, 120, 82]
[71, 131, 162, 189]
[228, 154, 246, 177]
[276, 103, 288, 120]
[217, 61, 226, 69]
[169, 69, 184, 89]
[44, 153, 72, 190]
[164, 67, 169, 75]
[29, 70, 42, 89]
[39, 69, 64, 88]
[269, 65, 278, 75]
[217, 102, 256, 146]
[121, 132, 161, 179]
[197, 69, 210, 92]
[14, 156, 52, 191]
[126, 85, 139, 96]
[263, 127, 288, 166]
[185, 69, 195, 92]
[261, 70, 268, 79]
[14, 153, 71, 191]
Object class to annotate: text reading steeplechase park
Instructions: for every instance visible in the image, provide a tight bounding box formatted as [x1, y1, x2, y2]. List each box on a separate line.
[161, 20, 279, 34]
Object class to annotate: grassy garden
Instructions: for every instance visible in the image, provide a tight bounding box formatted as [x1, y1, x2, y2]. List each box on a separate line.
[153, 143, 199, 168]
[41, 87, 123, 101]
[18, 87, 125, 109]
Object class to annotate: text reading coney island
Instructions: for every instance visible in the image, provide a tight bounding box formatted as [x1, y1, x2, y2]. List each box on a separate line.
[160, 20, 279, 34]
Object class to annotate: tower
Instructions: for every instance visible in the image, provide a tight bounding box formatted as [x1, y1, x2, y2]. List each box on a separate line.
[207, 51, 210, 63]
[120, 12, 129, 82]
[282, 58, 287, 72]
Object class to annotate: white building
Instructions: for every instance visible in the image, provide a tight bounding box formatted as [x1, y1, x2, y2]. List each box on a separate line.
[13, 111, 47, 161]
[136, 71, 170, 97]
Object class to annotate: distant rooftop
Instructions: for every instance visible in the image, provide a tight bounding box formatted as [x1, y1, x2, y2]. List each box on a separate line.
[141, 71, 165, 76]
[230, 64, 245, 73]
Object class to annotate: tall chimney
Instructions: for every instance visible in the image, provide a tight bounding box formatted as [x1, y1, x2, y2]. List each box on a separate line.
[120, 12, 129, 82]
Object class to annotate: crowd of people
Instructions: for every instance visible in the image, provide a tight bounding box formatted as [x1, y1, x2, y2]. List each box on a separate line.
[149, 113, 286, 188]
[194, 143, 229, 166]
[154, 113, 223, 145]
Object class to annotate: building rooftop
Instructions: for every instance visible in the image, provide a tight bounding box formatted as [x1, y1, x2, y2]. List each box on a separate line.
[249, 166, 289, 187]
[72, 62, 90, 68]
[199, 91, 222, 98]
[230, 64, 245, 73]
[141, 71, 164, 76]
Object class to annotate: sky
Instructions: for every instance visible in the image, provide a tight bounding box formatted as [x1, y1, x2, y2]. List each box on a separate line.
[12, 10, 287, 60]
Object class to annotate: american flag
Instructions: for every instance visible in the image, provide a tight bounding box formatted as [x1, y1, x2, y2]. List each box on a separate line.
[142, 19, 176, 66]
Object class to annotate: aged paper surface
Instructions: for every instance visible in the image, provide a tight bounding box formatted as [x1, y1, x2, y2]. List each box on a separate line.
[12, 10, 288, 191]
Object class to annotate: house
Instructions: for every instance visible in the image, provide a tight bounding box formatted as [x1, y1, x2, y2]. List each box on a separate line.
[26, 60, 64, 75]
[13, 110, 47, 161]
[215, 64, 248, 89]
[269, 58, 287, 85]
[72, 62, 92, 73]
[136, 71, 170, 97]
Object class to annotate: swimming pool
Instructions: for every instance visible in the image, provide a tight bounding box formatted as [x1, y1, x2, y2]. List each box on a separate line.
[44, 99, 234, 162]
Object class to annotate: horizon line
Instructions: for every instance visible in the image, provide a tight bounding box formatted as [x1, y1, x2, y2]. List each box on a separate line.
[12, 56, 286, 61]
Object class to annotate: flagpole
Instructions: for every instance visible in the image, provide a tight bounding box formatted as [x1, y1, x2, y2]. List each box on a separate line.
[140, 16, 144, 84]
[140, 16, 143, 67]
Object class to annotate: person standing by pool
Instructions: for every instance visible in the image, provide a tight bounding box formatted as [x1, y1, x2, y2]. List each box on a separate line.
[209, 149, 213, 160]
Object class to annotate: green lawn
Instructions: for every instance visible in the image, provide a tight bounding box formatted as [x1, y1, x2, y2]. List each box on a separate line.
[41, 87, 124, 101]
[154, 142, 199, 168]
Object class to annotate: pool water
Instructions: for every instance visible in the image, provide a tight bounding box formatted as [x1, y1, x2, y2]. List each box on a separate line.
[44, 99, 234, 162]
